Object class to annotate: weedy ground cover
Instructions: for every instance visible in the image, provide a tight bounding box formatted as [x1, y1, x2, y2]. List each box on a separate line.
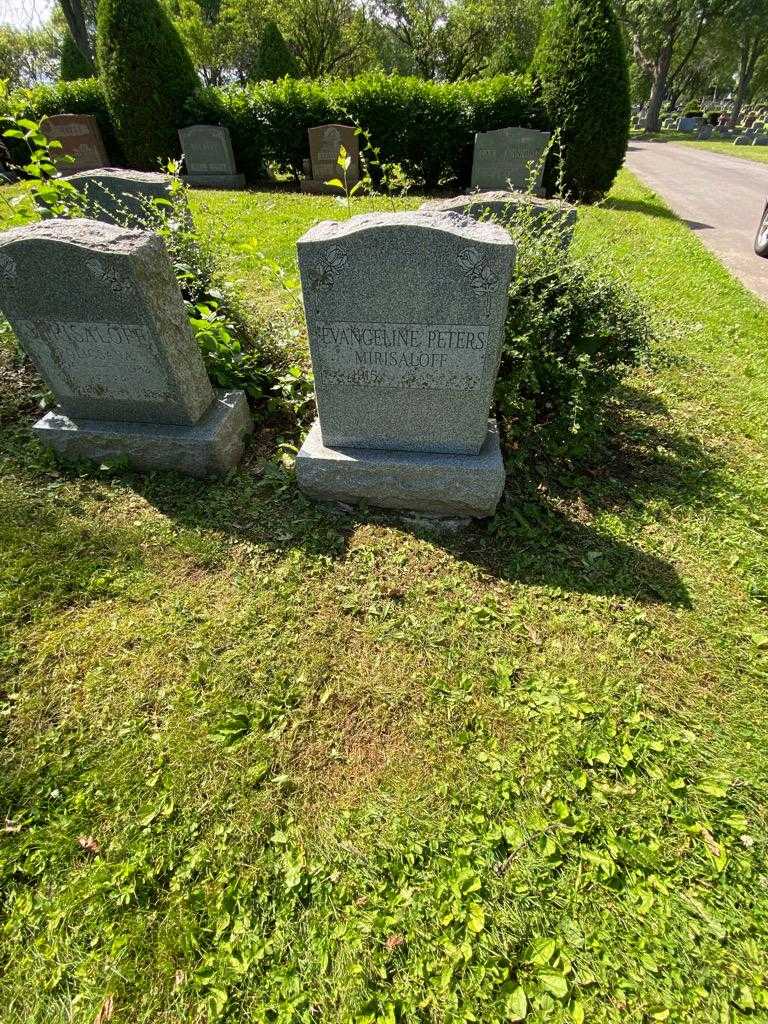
[0, 172, 767, 1022]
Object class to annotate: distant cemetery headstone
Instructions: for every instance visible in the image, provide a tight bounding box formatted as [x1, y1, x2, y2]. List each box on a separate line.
[734, 135, 752, 145]
[420, 191, 577, 247]
[41, 114, 108, 175]
[67, 168, 177, 225]
[178, 125, 245, 189]
[295, 211, 515, 517]
[753, 135, 768, 146]
[301, 125, 360, 195]
[471, 127, 551, 193]
[696, 124, 713, 140]
[676, 116, 700, 132]
[0, 219, 252, 475]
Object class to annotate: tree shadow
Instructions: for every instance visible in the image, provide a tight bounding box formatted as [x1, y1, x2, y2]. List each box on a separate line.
[2, 374, 724, 611]
[134, 383, 723, 609]
[601, 197, 678, 220]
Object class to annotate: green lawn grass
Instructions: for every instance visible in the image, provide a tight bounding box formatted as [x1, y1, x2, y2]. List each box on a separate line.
[1, 172, 768, 1023]
[634, 129, 768, 164]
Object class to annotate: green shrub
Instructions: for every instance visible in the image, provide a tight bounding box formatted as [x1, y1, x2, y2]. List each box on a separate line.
[96, 0, 199, 169]
[0, 79, 121, 166]
[60, 32, 94, 81]
[254, 21, 299, 81]
[185, 73, 545, 186]
[534, 0, 630, 202]
[497, 207, 652, 457]
[6, 72, 544, 188]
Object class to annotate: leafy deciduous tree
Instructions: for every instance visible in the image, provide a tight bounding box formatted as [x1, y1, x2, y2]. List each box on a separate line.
[618, 0, 734, 130]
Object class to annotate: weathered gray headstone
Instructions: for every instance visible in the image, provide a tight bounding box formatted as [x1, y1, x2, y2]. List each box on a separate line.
[734, 135, 752, 145]
[471, 127, 551, 193]
[67, 168, 178, 225]
[0, 219, 252, 475]
[179, 125, 245, 189]
[676, 116, 700, 132]
[420, 191, 577, 247]
[696, 124, 713, 140]
[301, 125, 360, 196]
[753, 135, 768, 146]
[41, 114, 109, 175]
[295, 211, 515, 517]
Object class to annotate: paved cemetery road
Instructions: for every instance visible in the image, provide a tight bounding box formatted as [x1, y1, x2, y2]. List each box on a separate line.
[624, 139, 768, 302]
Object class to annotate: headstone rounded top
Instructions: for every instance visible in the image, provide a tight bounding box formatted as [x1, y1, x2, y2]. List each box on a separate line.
[309, 123, 355, 133]
[299, 210, 514, 247]
[421, 191, 573, 213]
[68, 168, 171, 186]
[0, 217, 155, 255]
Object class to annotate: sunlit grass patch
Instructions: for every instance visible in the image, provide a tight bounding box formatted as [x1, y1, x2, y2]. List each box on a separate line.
[1, 172, 768, 1022]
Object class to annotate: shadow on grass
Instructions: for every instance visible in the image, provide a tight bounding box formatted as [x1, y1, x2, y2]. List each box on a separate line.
[2, 381, 722, 609]
[133, 384, 721, 608]
[601, 197, 678, 221]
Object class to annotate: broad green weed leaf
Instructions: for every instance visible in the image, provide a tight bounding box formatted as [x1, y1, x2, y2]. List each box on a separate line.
[570, 1000, 585, 1024]
[538, 970, 568, 999]
[506, 985, 527, 1020]
[526, 937, 556, 965]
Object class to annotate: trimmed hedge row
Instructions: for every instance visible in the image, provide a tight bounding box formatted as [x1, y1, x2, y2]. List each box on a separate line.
[3, 73, 545, 189]
[186, 74, 546, 187]
[1, 79, 123, 167]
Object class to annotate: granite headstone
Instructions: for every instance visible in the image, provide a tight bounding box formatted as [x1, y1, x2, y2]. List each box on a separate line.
[295, 211, 515, 517]
[41, 114, 108, 175]
[420, 191, 577, 247]
[301, 124, 360, 195]
[0, 219, 251, 475]
[67, 168, 180, 225]
[470, 127, 551, 194]
[179, 125, 245, 189]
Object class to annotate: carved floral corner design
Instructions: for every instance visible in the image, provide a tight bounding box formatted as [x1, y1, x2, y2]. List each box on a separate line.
[87, 257, 133, 296]
[307, 245, 348, 313]
[0, 253, 17, 282]
[457, 248, 497, 317]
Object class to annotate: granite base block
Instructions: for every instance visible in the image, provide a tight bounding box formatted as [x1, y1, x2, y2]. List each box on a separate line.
[296, 418, 506, 518]
[182, 174, 246, 190]
[33, 389, 253, 477]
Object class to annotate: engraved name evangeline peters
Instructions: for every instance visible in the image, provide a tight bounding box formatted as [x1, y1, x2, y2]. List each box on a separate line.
[311, 320, 491, 389]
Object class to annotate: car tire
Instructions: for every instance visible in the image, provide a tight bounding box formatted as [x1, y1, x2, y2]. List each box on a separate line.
[755, 201, 768, 256]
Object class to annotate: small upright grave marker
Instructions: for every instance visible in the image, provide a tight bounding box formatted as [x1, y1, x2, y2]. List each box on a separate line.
[471, 127, 551, 193]
[301, 125, 360, 195]
[41, 114, 108, 175]
[295, 211, 515, 517]
[0, 219, 251, 475]
[67, 168, 178, 225]
[178, 125, 245, 189]
[420, 191, 577, 248]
